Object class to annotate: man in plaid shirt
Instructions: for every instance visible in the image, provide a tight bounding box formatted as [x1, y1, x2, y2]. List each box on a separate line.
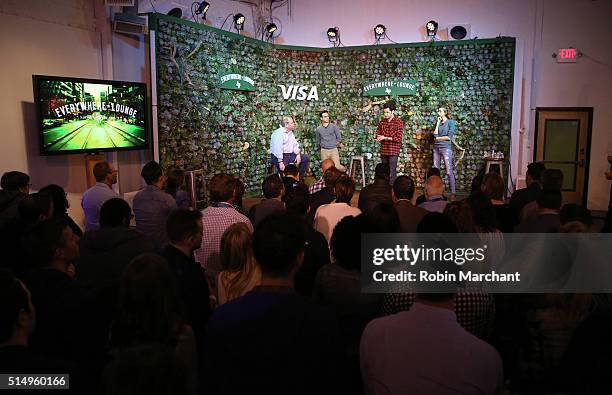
[374, 102, 404, 184]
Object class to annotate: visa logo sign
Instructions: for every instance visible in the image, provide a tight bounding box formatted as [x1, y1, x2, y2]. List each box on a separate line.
[278, 85, 319, 101]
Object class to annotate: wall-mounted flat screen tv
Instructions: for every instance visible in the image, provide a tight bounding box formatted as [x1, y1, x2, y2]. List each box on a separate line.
[33, 75, 148, 155]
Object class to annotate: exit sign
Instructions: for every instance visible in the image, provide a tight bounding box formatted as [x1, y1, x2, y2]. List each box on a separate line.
[556, 47, 578, 63]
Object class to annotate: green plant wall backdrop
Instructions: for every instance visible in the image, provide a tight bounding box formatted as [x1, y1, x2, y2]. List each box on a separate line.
[152, 14, 514, 195]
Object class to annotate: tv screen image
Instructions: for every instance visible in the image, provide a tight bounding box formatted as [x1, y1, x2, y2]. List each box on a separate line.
[34, 76, 148, 155]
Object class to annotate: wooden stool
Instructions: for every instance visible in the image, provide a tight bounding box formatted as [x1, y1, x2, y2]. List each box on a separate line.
[485, 158, 504, 182]
[350, 155, 367, 187]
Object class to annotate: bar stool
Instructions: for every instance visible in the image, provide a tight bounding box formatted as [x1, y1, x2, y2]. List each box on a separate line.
[350, 155, 367, 187]
[485, 158, 504, 182]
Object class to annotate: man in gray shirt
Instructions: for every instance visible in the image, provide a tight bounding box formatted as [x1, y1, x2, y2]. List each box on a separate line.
[315, 110, 346, 172]
[81, 162, 118, 231]
[132, 161, 177, 246]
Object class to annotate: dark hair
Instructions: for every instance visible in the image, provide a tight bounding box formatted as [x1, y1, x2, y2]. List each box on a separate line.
[100, 198, 132, 228]
[164, 169, 185, 198]
[374, 163, 390, 181]
[253, 213, 305, 277]
[103, 343, 187, 395]
[537, 189, 562, 210]
[262, 174, 284, 199]
[559, 204, 592, 226]
[470, 174, 484, 193]
[334, 175, 355, 204]
[209, 173, 236, 203]
[444, 201, 476, 233]
[283, 185, 309, 215]
[319, 110, 329, 118]
[383, 101, 396, 111]
[467, 191, 498, 232]
[323, 167, 342, 187]
[111, 254, 184, 348]
[481, 172, 505, 201]
[93, 162, 112, 182]
[330, 215, 365, 270]
[39, 184, 69, 215]
[393, 175, 416, 200]
[233, 178, 245, 208]
[541, 169, 564, 191]
[166, 209, 202, 243]
[526, 162, 546, 181]
[141, 161, 164, 185]
[18, 193, 52, 224]
[0, 271, 30, 343]
[417, 212, 458, 233]
[22, 218, 68, 268]
[283, 164, 299, 177]
[365, 202, 400, 232]
[1, 171, 30, 190]
[426, 167, 441, 179]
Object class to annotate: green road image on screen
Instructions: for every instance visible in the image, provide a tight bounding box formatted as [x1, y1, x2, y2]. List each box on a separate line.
[43, 118, 145, 151]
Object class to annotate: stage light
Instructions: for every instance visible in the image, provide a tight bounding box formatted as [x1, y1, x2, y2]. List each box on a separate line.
[426, 20, 438, 37]
[234, 13, 245, 31]
[192, 1, 209, 21]
[197, 1, 210, 14]
[266, 23, 277, 34]
[327, 27, 340, 46]
[374, 24, 386, 44]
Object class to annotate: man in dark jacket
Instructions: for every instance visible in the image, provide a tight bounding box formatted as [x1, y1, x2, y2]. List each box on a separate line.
[393, 176, 427, 233]
[510, 162, 546, 216]
[249, 174, 286, 228]
[358, 163, 393, 216]
[0, 171, 30, 228]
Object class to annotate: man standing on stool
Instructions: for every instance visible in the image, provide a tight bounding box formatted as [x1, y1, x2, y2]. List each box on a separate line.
[270, 116, 310, 181]
[433, 107, 456, 195]
[316, 110, 346, 172]
[375, 102, 404, 185]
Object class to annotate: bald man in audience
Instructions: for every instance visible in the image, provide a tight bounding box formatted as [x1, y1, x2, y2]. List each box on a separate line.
[309, 159, 335, 195]
[418, 176, 448, 213]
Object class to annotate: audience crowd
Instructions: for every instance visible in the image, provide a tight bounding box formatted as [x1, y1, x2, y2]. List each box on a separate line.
[0, 160, 611, 395]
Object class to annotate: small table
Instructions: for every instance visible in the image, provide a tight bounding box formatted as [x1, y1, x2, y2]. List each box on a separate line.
[484, 157, 504, 182]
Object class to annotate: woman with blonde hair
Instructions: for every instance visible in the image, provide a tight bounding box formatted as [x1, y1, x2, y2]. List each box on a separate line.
[217, 222, 261, 305]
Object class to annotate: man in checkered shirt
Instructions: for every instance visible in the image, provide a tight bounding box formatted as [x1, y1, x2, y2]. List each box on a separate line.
[374, 101, 404, 185]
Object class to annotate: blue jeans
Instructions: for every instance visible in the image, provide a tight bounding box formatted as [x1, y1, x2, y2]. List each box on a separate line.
[381, 155, 399, 185]
[270, 153, 310, 180]
[433, 146, 455, 193]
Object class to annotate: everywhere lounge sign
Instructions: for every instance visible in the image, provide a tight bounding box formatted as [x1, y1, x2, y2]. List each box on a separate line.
[219, 73, 255, 91]
[363, 79, 417, 96]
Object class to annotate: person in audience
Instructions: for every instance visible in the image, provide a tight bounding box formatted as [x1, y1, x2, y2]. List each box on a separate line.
[39, 184, 83, 237]
[0, 271, 78, 383]
[196, 173, 252, 287]
[164, 169, 191, 209]
[357, 162, 393, 216]
[82, 162, 118, 231]
[249, 174, 286, 228]
[364, 202, 401, 233]
[314, 215, 381, 393]
[204, 213, 342, 395]
[309, 159, 335, 194]
[103, 343, 190, 395]
[515, 189, 562, 233]
[0, 171, 30, 227]
[314, 175, 361, 243]
[281, 164, 307, 191]
[23, 218, 84, 363]
[466, 190, 499, 233]
[231, 178, 249, 217]
[79, 198, 153, 293]
[416, 167, 444, 205]
[444, 200, 477, 233]
[393, 175, 427, 233]
[217, 222, 261, 306]
[509, 161, 546, 217]
[133, 161, 177, 246]
[158, 209, 211, 341]
[418, 175, 448, 213]
[110, 253, 197, 395]
[481, 172, 517, 232]
[363, 290, 504, 395]
[559, 203, 592, 233]
[307, 166, 342, 224]
[520, 168, 563, 223]
[284, 185, 331, 296]
[0, 193, 53, 277]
